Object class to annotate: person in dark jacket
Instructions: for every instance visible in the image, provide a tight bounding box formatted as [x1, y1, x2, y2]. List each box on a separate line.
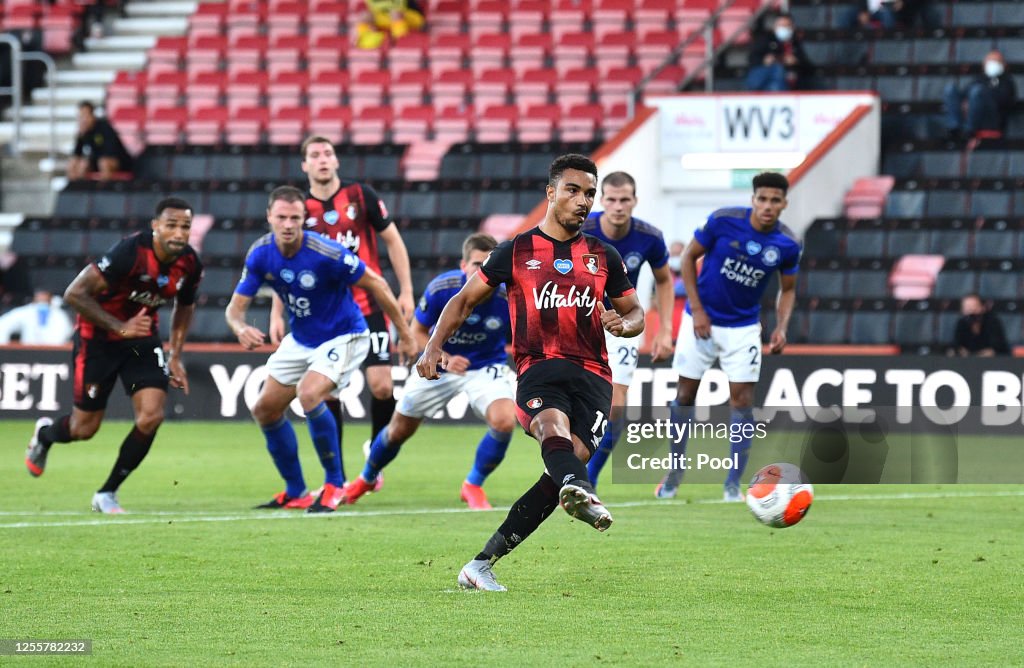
[746, 14, 814, 92]
[943, 50, 1018, 140]
[953, 294, 1010, 357]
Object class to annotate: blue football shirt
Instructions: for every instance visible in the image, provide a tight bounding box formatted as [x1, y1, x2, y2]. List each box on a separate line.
[582, 213, 670, 291]
[235, 231, 368, 347]
[686, 207, 801, 327]
[415, 269, 509, 370]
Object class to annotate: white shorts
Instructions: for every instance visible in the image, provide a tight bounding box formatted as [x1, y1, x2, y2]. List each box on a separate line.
[398, 363, 515, 420]
[266, 331, 371, 391]
[672, 312, 762, 383]
[605, 329, 639, 387]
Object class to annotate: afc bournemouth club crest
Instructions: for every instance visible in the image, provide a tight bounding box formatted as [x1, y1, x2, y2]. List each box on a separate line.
[526, 397, 543, 409]
[582, 254, 599, 274]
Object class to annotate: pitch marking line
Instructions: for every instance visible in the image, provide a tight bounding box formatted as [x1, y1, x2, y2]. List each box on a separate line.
[1, 489, 1022, 530]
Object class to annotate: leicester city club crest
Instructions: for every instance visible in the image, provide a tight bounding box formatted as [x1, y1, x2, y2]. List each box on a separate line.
[762, 245, 780, 267]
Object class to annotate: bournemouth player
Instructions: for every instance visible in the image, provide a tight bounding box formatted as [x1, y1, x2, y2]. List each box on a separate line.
[25, 198, 203, 513]
[342, 233, 515, 510]
[581, 171, 675, 487]
[270, 135, 414, 485]
[227, 186, 416, 513]
[417, 154, 644, 591]
[658, 172, 801, 502]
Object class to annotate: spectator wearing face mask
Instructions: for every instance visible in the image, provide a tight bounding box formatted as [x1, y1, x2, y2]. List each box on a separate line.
[839, 0, 942, 30]
[943, 50, 1017, 141]
[0, 289, 74, 345]
[746, 14, 815, 92]
[952, 294, 1009, 357]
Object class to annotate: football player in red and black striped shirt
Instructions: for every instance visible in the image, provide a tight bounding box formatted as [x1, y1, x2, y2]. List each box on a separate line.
[25, 197, 203, 514]
[417, 154, 645, 591]
[268, 136, 414, 486]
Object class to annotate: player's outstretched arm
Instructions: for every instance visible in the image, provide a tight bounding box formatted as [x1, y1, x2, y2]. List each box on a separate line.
[650, 262, 676, 361]
[225, 292, 265, 350]
[681, 238, 711, 339]
[378, 224, 415, 320]
[268, 292, 287, 345]
[770, 273, 797, 354]
[416, 273, 495, 380]
[64, 265, 152, 337]
[356, 267, 417, 363]
[166, 301, 196, 393]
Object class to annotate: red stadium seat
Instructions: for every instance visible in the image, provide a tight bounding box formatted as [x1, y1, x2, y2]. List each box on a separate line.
[636, 29, 679, 73]
[513, 67, 557, 113]
[146, 106, 187, 144]
[226, 107, 269, 144]
[431, 68, 473, 111]
[473, 67, 516, 110]
[553, 32, 594, 76]
[428, 32, 470, 74]
[308, 71, 350, 115]
[349, 70, 390, 115]
[391, 69, 432, 110]
[350, 106, 394, 145]
[470, 33, 512, 77]
[556, 67, 599, 114]
[549, 9, 587, 42]
[476, 104, 518, 143]
[186, 71, 226, 113]
[435, 105, 475, 143]
[185, 106, 230, 145]
[510, 33, 551, 72]
[268, 107, 310, 145]
[509, 5, 545, 41]
[267, 70, 308, 113]
[519, 104, 561, 142]
[392, 105, 435, 144]
[309, 105, 353, 141]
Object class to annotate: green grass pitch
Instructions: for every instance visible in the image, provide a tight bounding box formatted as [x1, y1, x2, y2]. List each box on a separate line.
[1, 419, 1021, 666]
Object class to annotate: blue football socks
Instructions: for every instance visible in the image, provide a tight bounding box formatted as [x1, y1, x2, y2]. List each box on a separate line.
[262, 416, 305, 499]
[306, 402, 344, 487]
[362, 426, 402, 482]
[466, 428, 513, 486]
[725, 407, 755, 488]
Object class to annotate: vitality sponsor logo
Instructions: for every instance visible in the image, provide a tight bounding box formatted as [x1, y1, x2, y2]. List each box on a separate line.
[532, 281, 597, 316]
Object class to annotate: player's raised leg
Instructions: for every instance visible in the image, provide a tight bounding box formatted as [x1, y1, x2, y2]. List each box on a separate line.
[91, 387, 166, 513]
[343, 410, 421, 505]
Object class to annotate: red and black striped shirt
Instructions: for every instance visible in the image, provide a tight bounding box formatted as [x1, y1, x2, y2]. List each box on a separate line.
[478, 227, 634, 382]
[78, 232, 203, 341]
[305, 180, 391, 316]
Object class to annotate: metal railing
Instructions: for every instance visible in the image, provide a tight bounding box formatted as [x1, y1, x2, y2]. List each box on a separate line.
[0, 33, 58, 163]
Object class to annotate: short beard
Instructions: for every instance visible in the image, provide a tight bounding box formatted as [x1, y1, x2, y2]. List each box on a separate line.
[560, 218, 582, 233]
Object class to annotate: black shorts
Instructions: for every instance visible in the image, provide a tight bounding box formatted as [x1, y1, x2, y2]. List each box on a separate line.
[362, 311, 392, 367]
[72, 333, 169, 411]
[515, 359, 612, 453]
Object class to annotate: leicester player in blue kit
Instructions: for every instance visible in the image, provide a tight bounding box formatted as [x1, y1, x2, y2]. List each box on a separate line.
[581, 172, 676, 487]
[225, 186, 417, 513]
[341, 233, 517, 510]
[658, 172, 801, 502]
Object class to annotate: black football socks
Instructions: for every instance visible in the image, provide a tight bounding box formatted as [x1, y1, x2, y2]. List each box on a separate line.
[476, 473, 560, 563]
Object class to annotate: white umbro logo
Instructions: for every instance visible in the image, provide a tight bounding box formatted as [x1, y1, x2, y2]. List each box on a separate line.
[525, 259, 541, 270]
[562, 474, 575, 485]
